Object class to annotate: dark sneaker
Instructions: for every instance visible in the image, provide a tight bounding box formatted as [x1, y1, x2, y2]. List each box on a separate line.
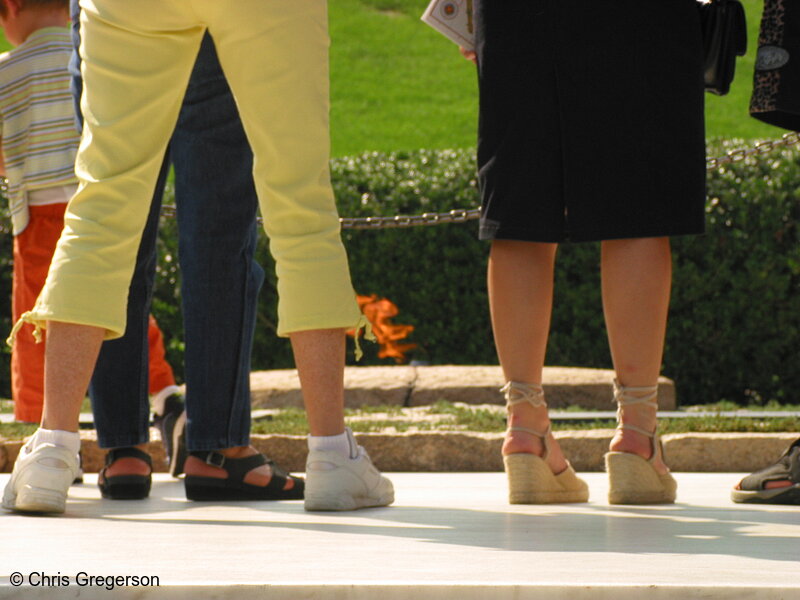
[731, 438, 800, 505]
[152, 393, 187, 478]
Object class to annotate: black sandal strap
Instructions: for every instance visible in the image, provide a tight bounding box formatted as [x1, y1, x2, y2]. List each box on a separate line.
[191, 451, 270, 486]
[99, 447, 153, 500]
[185, 451, 303, 501]
[740, 439, 800, 491]
[262, 460, 291, 494]
[267, 459, 289, 481]
[104, 447, 153, 468]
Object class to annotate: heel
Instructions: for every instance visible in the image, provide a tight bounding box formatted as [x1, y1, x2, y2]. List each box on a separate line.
[184, 477, 249, 501]
[504, 453, 589, 504]
[606, 452, 676, 504]
[607, 379, 677, 504]
[15, 485, 67, 513]
[303, 493, 359, 512]
[99, 475, 151, 500]
[502, 381, 589, 504]
[98, 447, 152, 500]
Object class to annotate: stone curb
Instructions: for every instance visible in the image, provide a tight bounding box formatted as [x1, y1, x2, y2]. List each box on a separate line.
[250, 366, 677, 411]
[1, 431, 796, 474]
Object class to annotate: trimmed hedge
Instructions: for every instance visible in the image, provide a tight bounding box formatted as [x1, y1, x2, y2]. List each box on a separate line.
[1, 140, 798, 406]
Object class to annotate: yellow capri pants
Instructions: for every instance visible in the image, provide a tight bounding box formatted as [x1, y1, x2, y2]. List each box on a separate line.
[18, 0, 362, 341]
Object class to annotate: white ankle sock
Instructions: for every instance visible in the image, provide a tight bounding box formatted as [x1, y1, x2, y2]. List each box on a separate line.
[31, 428, 80, 455]
[308, 427, 358, 459]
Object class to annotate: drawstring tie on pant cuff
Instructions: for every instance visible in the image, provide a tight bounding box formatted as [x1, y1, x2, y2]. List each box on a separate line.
[6, 311, 42, 347]
[352, 315, 375, 361]
[7, 313, 379, 358]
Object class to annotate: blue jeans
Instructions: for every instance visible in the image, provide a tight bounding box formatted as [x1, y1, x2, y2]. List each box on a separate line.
[70, 1, 262, 450]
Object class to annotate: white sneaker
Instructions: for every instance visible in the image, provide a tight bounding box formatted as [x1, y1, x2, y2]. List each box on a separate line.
[2, 441, 80, 514]
[304, 445, 394, 511]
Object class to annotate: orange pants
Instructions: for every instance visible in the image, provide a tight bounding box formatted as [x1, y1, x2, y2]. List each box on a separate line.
[11, 202, 176, 423]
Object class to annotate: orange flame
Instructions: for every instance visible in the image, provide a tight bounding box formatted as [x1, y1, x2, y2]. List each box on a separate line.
[348, 294, 417, 363]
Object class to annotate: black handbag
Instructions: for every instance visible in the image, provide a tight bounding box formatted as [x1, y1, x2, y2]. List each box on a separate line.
[698, 0, 747, 96]
[750, 0, 800, 131]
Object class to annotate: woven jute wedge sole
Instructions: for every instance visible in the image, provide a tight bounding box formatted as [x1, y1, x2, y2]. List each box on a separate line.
[605, 451, 677, 505]
[504, 453, 589, 504]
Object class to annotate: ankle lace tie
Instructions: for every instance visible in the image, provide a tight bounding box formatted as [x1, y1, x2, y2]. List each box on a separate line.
[612, 379, 664, 463]
[502, 381, 551, 456]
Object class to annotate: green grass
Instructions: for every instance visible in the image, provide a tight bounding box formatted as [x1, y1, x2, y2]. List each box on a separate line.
[658, 416, 800, 434]
[0, 0, 779, 156]
[0, 398, 91, 414]
[216, 401, 800, 436]
[1, 399, 797, 439]
[423, 401, 800, 434]
[684, 400, 800, 413]
[0, 422, 37, 439]
[328, 0, 478, 155]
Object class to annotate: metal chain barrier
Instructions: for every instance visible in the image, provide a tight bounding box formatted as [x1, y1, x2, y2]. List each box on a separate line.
[4, 133, 800, 232]
[337, 132, 800, 229]
[705, 131, 800, 170]
[158, 204, 481, 230]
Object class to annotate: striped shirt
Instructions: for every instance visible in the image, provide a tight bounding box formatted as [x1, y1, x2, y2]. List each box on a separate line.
[0, 27, 79, 235]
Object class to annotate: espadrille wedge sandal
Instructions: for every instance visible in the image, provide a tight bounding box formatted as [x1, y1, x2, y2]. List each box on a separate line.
[605, 379, 677, 504]
[502, 381, 589, 504]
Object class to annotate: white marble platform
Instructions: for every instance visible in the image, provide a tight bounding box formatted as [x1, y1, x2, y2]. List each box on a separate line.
[0, 473, 798, 599]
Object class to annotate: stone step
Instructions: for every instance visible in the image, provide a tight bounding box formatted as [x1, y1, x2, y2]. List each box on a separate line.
[250, 365, 677, 411]
[1, 430, 795, 475]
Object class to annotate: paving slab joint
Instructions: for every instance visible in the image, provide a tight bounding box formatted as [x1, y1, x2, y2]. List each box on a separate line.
[402, 365, 420, 407]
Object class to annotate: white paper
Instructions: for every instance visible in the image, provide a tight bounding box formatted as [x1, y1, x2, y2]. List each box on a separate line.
[421, 0, 475, 51]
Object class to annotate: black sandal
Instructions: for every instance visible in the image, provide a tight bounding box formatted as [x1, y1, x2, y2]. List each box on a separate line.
[184, 451, 304, 501]
[98, 447, 152, 500]
[731, 438, 800, 505]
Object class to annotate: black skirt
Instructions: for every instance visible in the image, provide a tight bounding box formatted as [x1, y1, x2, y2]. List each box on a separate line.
[475, 0, 707, 243]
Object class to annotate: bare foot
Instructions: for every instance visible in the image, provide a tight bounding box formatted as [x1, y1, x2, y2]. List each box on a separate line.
[735, 479, 792, 491]
[102, 445, 151, 480]
[183, 446, 294, 491]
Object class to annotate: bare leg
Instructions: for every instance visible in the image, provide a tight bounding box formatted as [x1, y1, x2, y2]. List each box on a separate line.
[2, 321, 98, 513]
[182, 328, 347, 492]
[293, 327, 394, 511]
[157, 328, 348, 495]
[41, 321, 105, 432]
[146, 329, 337, 492]
[290, 328, 346, 437]
[488, 240, 568, 474]
[602, 237, 671, 474]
